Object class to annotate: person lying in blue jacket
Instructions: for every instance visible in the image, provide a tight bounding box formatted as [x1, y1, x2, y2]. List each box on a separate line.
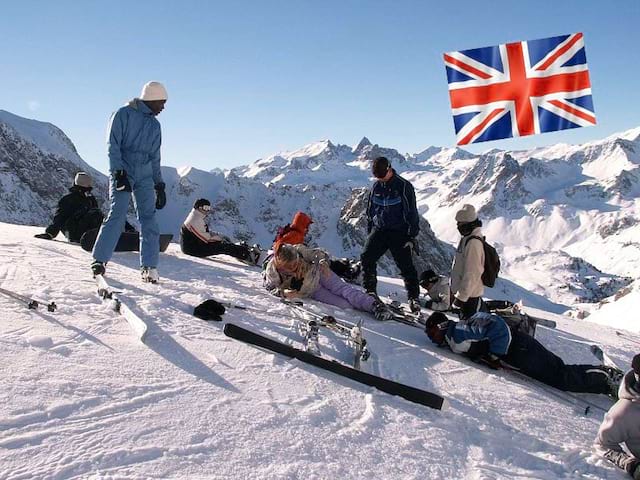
[425, 311, 622, 396]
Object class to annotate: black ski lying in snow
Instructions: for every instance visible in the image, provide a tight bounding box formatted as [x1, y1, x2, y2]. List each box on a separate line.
[0, 286, 57, 312]
[223, 323, 447, 411]
[94, 275, 148, 343]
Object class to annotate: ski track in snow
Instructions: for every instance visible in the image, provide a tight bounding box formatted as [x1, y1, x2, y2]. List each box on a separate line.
[0, 223, 634, 479]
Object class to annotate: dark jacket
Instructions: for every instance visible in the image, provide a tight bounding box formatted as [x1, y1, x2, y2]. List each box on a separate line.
[45, 186, 102, 242]
[366, 170, 419, 237]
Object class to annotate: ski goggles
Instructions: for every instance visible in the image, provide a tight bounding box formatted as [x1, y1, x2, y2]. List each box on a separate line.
[199, 205, 212, 212]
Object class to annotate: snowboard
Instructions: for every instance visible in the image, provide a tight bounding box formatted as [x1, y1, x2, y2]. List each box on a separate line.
[80, 227, 173, 253]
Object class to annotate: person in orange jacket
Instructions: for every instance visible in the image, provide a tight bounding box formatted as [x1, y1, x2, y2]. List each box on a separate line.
[273, 211, 361, 282]
[273, 212, 313, 253]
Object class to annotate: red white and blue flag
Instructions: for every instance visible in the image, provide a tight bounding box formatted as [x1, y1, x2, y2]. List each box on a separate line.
[444, 33, 596, 145]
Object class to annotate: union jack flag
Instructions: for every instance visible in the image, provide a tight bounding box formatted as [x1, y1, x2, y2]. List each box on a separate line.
[444, 33, 596, 145]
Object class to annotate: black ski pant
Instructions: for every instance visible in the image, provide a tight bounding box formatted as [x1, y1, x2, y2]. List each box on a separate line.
[183, 239, 251, 261]
[360, 228, 419, 299]
[458, 296, 488, 320]
[504, 331, 609, 393]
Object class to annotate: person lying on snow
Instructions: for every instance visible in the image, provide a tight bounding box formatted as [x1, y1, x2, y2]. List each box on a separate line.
[425, 311, 623, 396]
[180, 198, 261, 265]
[273, 211, 361, 282]
[594, 353, 640, 479]
[263, 243, 394, 321]
[34, 172, 135, 243]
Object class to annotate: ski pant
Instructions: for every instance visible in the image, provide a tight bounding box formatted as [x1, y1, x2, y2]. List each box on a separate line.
[183, 239, 250, 261]
[459, 296, 487, 320]
[310, 270, 376, 312]
[504, 331, 609, 393]
[360, 228, 419, 299]
[93, 175, 159, 268]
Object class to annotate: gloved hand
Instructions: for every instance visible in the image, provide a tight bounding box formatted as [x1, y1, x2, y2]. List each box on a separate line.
[155, 182, 166, 210]
[404, 237, 420, 256]
[290, 277, 304, 291]
[34, 232, 53, 240]
[452, 297, 464, 308]
[425, 299, 434, 310]
[114, 170, 132, 192]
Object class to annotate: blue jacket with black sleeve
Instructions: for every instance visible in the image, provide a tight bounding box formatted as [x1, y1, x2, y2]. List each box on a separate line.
[366, 170, 419, 237]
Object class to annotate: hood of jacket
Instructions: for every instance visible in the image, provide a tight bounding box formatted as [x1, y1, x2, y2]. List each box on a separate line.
[291, 212, 313, 232]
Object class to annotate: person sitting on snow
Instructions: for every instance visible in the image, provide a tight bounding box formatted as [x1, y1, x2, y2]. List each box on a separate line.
[419, 269, 451, 311]
[594, 353, 640, 479]
[35, 172, 104, 243]
[180, 198, 261, 265]
[263, 243, 393, 321]
[273, 211, 361, 282]
[425, 311, 623, 395]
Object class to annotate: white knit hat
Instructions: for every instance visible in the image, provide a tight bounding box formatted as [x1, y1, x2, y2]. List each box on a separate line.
[455, 204, 477, 223]
[74, 172, 92, 188]
[140, 81, 168, 101]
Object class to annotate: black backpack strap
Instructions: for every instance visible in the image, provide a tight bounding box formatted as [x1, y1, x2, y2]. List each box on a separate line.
[464, 235, 485, 247]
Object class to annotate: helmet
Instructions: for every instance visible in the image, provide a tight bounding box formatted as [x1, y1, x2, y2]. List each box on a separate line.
[425, 312, 450, 344]
[193, 198, 211, 211]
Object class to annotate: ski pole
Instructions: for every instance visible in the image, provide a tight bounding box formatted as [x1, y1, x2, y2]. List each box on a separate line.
[0, 287, 57, 312]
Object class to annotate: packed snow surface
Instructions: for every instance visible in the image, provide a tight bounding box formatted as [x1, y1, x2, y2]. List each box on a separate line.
[1, 223, 638, 479]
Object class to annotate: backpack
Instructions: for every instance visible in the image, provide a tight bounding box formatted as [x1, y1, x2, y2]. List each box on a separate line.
[485, 300, 537, 337]
[465, 235, 500, 287]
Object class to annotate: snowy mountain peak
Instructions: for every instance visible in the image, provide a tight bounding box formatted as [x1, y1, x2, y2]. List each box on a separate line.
[353, 136, 372, 152]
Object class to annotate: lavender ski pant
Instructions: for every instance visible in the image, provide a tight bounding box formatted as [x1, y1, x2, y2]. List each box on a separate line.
[310, 271, 375, 312]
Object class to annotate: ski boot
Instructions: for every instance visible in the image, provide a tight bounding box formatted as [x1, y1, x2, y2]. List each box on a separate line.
[141, 267, 159, 284]
[91, 260, 106, 277]
[373, 300, 394, 322]
[408, 298, 421, 314]
[601, 366, 624, 399]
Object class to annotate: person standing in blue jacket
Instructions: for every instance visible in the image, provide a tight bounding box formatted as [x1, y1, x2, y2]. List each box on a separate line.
[425, 311, 623, 395]
[361, 156, 421, 313]
[91, 81, 168, 283]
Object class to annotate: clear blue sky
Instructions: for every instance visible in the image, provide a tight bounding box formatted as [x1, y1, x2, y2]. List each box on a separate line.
[2, 0, 638, 174]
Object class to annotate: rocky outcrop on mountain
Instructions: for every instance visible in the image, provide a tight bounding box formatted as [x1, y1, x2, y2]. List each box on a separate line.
[0, 111, 108, 226]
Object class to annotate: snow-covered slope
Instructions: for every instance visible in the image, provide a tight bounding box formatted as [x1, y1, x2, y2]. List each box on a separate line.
[1, 222, 637, 479]
[0, 111, 108, 225]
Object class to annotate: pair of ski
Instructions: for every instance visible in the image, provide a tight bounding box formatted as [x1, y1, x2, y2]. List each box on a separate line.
[220, 298, 370, 370]
[283, 299, 370, 370]
[0, 286, 57, 312]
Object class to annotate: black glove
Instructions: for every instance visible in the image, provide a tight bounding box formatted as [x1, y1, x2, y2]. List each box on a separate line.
[290, 277, 303, 291]
[452, 297, 464, 308]
[425, 299, 434, 310]
[155, 182, 166, 210]
[35, 232, 53, 240]
[114, 170, 132, 192]
[404, 237, 420, 256]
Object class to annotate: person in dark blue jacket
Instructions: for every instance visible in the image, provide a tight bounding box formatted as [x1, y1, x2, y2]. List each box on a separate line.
[361, 156, 421, 312]
[425, 311, 623, 395]
[91, 81, 168, 283]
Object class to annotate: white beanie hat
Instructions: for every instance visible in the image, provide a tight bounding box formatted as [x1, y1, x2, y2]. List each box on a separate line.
[140, 81, 168, 101]
[74, 172, 92, 188]
[455, 204, 477, 223]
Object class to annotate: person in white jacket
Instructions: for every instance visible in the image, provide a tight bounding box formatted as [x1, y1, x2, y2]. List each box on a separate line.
[419, 269, 451, 311]
[180, 198, 261, 265]
[594, 354, 640, 479]
[450, 204, 487, 319]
